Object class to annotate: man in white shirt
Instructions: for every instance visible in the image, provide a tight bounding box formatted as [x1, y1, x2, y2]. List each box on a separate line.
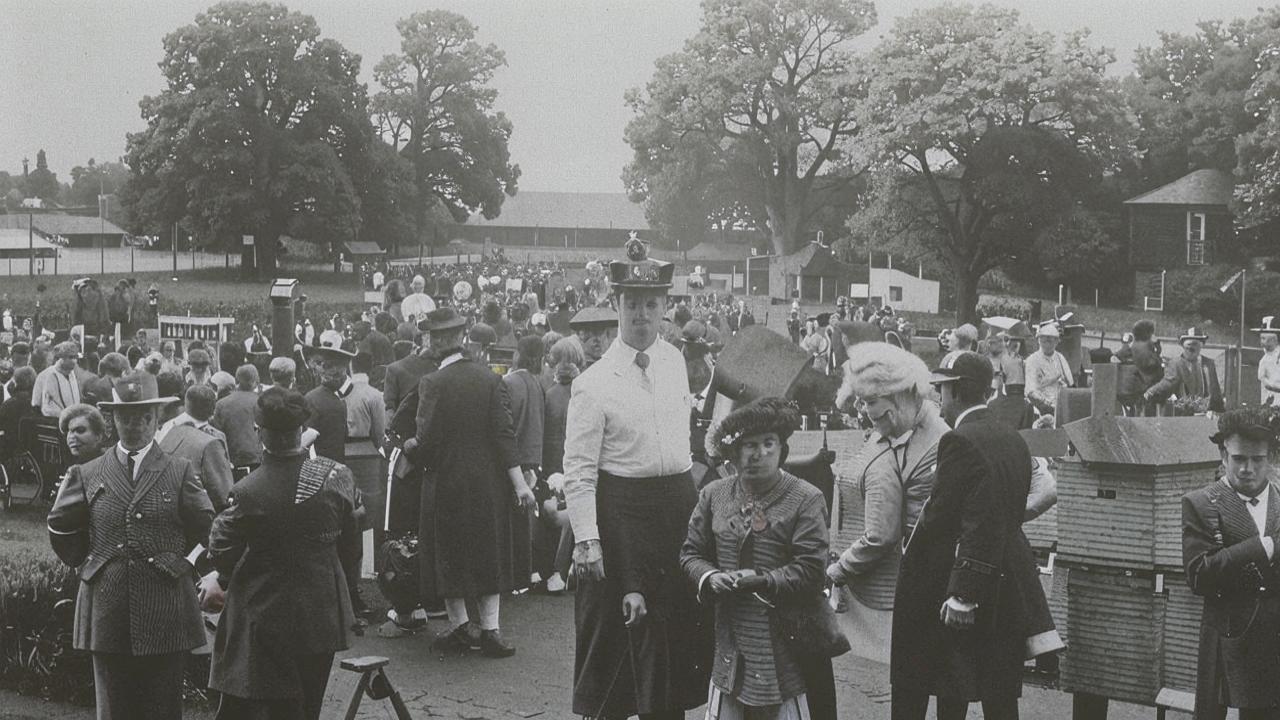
[1182, 408, 1280, 719]
[1255, 316, 1280, 406]
[37, 341, 85, 418]
[1024, 323, 1073, 415]
[562, 234, 710, 720]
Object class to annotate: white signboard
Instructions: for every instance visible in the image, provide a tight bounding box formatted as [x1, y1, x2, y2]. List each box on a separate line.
[850, 283, 870, 299]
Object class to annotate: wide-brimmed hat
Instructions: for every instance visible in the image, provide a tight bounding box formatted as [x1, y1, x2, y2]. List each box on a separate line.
[678, 320, 722, 353]
[930, 351, 994, 387]
[418, 307, 467, 333]
[1179, 326, 1209, 344]
[98, 371, 180, 409]
[708, 397, 802, 460]
[569, 305, 618, 330]
[1253, 315, 1279, 334]
[609, 232, 673, 290]
[187, 348, 212, 367]
[303, 329, 356, 361]
[1036, 323, 1060, 339]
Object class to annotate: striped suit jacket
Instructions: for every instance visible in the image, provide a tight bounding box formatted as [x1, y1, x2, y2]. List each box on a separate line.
[48, 443, 214, 655]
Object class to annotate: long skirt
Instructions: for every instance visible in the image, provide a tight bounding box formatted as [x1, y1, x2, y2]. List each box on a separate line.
[572, 471, 712, 718]
[837, 591, 893, 665]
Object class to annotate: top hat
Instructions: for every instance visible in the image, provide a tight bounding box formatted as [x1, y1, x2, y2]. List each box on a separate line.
[98, 371, 180, 409]
[608, 232, 673, 290]
[1253, 315, 1279, 334]
[1179, 326, 1209, 344]
[419, 307, 467, 333]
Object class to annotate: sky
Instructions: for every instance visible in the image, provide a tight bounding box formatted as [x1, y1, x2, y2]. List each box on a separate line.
[0, 0, 1273, 194]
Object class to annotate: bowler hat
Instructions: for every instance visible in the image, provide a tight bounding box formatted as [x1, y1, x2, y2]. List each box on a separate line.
[419, 307, 467, 333]
[98, 371, 180, 409]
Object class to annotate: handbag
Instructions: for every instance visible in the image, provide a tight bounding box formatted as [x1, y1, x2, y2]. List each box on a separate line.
[775, 589, 850, 659]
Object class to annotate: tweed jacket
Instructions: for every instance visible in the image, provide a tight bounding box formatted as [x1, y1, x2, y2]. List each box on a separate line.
[1183, 480, 1280, 715]
[47, 444, 213, 655]
[830, 409, 948, 610]
[1149, 353, 1225, 412]
[681, 471, 829, 706]
[158, 422, 234, 512]
[212, 389, 264, 467]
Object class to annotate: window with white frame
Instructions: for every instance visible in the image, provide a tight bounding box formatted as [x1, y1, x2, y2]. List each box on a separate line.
[1186, 212, 1206, 265]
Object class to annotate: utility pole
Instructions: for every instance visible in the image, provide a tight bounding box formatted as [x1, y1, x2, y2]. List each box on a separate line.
[99, 173, 106, 275]
[28, 211, 34, 276]
[172, 221, 178, 274]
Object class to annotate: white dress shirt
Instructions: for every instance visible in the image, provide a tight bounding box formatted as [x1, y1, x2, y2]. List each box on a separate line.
[116, 440, 155, 482]
[39, 366, 80, 418]
[1224, 478, 1274, 559]
[1025, 351, 1072, 409]
[1259, 348, 1280, 405]
[563, 337, 693, 543]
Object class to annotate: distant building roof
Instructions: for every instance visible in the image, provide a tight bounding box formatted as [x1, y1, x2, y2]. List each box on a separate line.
[466, 192, 650, 231]
[1123, 168, 1234, 207]
[777, 242, 866, 280]
[685, 241, 756, 262]
[343, 240, 385, 256]
[0, 228, 59, 257]
[0, 213, 127, 236]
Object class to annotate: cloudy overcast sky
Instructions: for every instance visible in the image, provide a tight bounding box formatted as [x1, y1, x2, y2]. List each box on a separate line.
[0, 0, 1271, 192]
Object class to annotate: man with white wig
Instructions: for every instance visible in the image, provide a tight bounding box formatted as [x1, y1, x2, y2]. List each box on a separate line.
[826, 342, 949, 663]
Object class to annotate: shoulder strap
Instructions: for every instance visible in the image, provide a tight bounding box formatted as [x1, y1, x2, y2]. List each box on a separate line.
[296, 456, 338, 505]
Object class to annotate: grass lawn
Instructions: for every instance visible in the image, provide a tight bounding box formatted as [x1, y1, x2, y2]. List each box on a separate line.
[0, 504, 58, 562]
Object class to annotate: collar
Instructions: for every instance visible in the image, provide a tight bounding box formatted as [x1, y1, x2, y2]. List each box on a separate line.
[351, 373, 369, 385]
[440, 351, 465, 369]
[116, 440, 154, 463]
[1221, 477, 1270, 503]
[336, 378, 354, 398]
[880, 427, 915, 450]
[609, 337, 658, 364]
[954, 404, 988, 427]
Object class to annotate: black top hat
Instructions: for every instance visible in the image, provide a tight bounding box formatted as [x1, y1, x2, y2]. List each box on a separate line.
[609, 232, 673, 290]
[419, 307, 467, 333]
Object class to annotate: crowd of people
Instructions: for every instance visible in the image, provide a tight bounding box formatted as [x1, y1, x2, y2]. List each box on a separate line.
[3, 233, 1277, 720]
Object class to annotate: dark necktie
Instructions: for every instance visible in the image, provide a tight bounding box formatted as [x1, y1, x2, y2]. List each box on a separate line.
[125, 449, 138, 483]
[634, 352, 649, 371]
[1249, 496, 1260, 507]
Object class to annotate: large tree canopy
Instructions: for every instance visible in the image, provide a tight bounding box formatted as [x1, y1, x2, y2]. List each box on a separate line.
[120, 1, 376, 276]
[624, 0, 875, 254]
[372, 10, 519, 235]
[847, 3, 1132, 323]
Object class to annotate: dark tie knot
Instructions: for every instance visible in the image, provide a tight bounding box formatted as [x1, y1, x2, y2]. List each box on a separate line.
[1249, 496, 1260, 507]
[634, 352, 650, 371]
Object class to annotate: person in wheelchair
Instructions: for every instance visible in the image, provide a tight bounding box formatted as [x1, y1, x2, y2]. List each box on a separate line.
[59, 404, 107, 463]
[0, 367, 38, 461]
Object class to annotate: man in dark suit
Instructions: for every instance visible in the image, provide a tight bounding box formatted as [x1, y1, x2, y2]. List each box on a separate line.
[1183, 407, 1280, 720]
[212, 365, 264, 476]
[382, 328, 437, 427]
[1146, 327, 1225, 413]
[403, 307, 535, 657]
[892, 352, 1032, 720]
[47, 372, 214, 720]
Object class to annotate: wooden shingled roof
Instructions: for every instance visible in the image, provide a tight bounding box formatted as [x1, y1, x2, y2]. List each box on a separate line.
[1123, 168, 1233, 207]
[1063, 415, 1221, 467]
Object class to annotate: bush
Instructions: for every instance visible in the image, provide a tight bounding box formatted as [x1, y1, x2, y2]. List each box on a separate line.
[1163, 265, 1280, 327]
[0, 551, 91, 704]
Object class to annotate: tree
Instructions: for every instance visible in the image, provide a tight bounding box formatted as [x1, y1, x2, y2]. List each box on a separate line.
[1230, 13, 1280, 230]
[624, 0, 876, 255]
[848, 4, 1132, 323]
[371, 10, 519, 245]
[1128, 12, 1279, 188]
[26, 149, 60, 202]
[67, 159, 131, 213]
[119, 2, 376, 277]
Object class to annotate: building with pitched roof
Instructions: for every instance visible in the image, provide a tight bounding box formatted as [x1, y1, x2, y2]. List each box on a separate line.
[0, 212, 127, 249]
[454, 191, 652, 249]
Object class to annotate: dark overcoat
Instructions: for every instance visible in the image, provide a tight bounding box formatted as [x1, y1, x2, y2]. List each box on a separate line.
[208, 454, 359, 699]
[1183, 480, 1280, 718]
[891, 408, 1032, 702]
[47, 445, 213, 655]
[414, 356, 524, 598]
